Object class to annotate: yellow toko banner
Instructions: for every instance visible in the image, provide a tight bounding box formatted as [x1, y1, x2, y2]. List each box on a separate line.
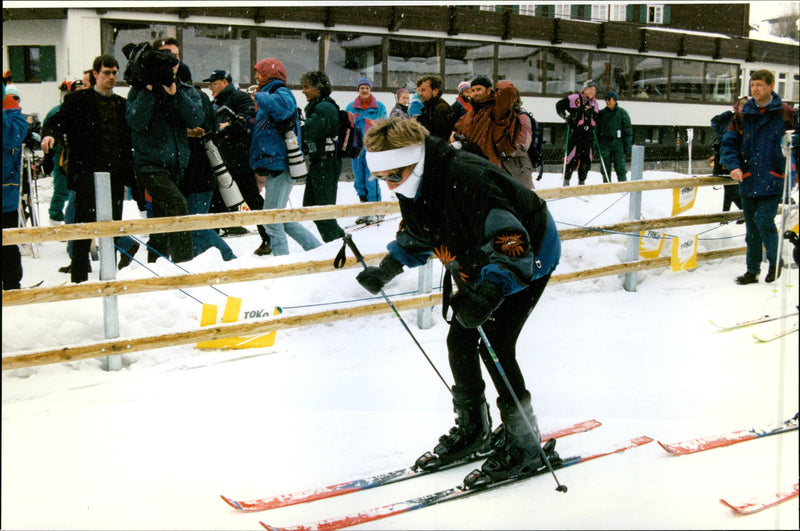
[639, 230, 665, 259]
[670, 235, 698, 271]
[196, 296, 281, 349]
[671, 187, 697, 216]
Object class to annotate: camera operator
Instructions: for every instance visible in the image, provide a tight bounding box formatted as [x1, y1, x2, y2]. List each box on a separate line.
[203, 69, 273, 255]
[126, 46, 204, 264]
[41, 55, 140, 283]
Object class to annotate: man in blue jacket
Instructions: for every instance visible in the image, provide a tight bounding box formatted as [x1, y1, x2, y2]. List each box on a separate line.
[2, 83, 28, 290]
[721, 69, 796, 285]
[127, 49, 203, 264]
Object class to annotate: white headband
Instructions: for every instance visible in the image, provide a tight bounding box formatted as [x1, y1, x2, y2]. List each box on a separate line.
[365, 144, 423, 173]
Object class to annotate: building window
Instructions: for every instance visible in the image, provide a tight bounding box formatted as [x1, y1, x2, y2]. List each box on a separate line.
[647, 5, 664, 24]
[610, 5, 626, 21]
[792, 73, 799, 102]
[256, 29, 320, 86]
[591, 4, 608, 22]
[6, 45, 56, 83]
[326, 33, 382, 89]
[518, 4, 536, 16]
[479, 5, 495, 12]
[184, 25, 253, 87]
[498, 44, 544, 94]
[554, 4, 571, 19]
[446, 40, 492, 91]
[705, 62, 738, 103]
[633, 56, 667, 100]
[386, 37, 440, 90]
[777, 72, 787, 99]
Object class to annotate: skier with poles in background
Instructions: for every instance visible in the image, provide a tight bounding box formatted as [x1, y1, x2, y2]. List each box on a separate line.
[556, 79, 600, 186]
[353, 117, 562, 487]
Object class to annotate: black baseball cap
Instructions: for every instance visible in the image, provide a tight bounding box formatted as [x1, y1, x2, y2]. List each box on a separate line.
[202, 70, 232, 83]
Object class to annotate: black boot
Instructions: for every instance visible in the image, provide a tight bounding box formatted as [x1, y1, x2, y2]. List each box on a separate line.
[465, 393, 557, 487]
[764, 259, 784, 283]
[415, 387, 492, 471]
[735, 271, 758, 285]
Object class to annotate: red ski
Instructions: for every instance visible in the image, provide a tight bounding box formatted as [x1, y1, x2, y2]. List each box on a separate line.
[657, 414, 798, 456]
[222, 419, 600, 512]
[720, 483, 799, 515]
[259, 436, 654, 531]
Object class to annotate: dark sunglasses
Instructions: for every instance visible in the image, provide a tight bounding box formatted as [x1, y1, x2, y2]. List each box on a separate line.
[374, 170, 404, 183]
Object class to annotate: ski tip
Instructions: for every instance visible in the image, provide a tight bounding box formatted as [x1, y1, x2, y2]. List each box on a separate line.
[259, 521, 282, 531]
[656, 440, 677, 455]
[632, 436, 654, 445]
[719, 498, 739, 513]
[220, 495, 243, 511]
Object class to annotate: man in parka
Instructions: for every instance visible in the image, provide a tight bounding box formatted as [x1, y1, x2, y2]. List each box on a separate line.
[596, 91, 633, 182]
[126, 48, 204, 264]
[721, 69, 796, 285]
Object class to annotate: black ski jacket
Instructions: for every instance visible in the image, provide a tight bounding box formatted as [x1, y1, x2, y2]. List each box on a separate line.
[388, 136, 560, 294]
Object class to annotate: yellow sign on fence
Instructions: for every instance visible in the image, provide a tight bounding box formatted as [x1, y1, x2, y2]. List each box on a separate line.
[670, 235, 698, 271]
[671, 187, 697, 216]
[196, 296, 281, 349]
[639, 230, 665, 259]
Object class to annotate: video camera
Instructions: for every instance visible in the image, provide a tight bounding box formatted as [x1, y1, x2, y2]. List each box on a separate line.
[121, 42, 179, 89]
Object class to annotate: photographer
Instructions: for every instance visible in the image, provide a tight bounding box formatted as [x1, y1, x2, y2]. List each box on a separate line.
[126, 45, 204, 264]
[41, 55, 139, 283]
[204, 69, 273, 255]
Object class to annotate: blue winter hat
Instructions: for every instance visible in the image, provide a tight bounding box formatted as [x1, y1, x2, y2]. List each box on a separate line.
[356, 76, 373, 89]
[604, 91, 619, 101]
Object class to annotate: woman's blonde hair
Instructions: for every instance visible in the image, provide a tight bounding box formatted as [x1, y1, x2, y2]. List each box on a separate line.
[364, 117, 429, 152]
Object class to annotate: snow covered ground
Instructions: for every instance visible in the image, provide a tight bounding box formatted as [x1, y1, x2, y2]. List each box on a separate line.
[2, 168, 798, 530]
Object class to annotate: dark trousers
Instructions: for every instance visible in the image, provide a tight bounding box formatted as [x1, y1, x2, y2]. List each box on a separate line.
[2, 210, 22, 289]
[599, 139, 627, 182]
[303, 156, 344, 242]
[70, 175, 135, 283]
[741, 194, 781, 274]
[137, 169, 193, 264]
[564, 131, 592, 184]
[446, 274, 550, 406]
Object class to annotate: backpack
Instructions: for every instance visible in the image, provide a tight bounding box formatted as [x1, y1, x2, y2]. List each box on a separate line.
[336, 109, 363, 160]
[519, 109, 544, 181]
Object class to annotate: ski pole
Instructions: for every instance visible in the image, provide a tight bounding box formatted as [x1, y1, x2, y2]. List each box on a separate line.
[593, 130, 610, 184]
[775, 131, 795, 276]
[444, 260, 567, 493]
[340, 233, 452, 395]
[561, 123, 570, 182]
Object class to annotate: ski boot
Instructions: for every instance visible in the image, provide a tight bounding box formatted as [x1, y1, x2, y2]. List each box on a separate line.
[463, 393, 560, 489]
[415, 388, 493, 472]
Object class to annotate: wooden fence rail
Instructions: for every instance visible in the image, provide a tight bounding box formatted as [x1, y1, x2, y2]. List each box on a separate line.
[0, 247, 745, 371]
[1, 176, 731, 245]
[2, 211, 742, 307]
[2, 175, 745, 371]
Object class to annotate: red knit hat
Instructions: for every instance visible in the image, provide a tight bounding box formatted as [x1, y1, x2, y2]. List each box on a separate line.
[3, 93, 20, 110]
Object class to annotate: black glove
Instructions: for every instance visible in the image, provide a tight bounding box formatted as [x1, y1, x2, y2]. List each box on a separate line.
[451, 281, 504, 328]
[356, 255, 404, 294]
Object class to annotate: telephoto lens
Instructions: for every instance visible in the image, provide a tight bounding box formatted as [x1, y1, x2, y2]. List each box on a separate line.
[284, 130, 308, 179]
[203, 136, 244, 208]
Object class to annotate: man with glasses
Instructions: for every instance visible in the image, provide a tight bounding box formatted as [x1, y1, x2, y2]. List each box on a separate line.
[356, 117, 562, 487]
[41, 55, 140, 283]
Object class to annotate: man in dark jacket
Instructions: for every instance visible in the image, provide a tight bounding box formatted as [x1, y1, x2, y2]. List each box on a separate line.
[41, 55, 140, 283]
[126, 50, 203, 264]
[596, 91, 633, 182]
[205, 69, 273, 254]
[711, 97, 748, 212]
[356, 117, 562, 488]
[415, 75, 454, 140]
[721, 69, 796, 285]
[299, 70, 344, 242]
